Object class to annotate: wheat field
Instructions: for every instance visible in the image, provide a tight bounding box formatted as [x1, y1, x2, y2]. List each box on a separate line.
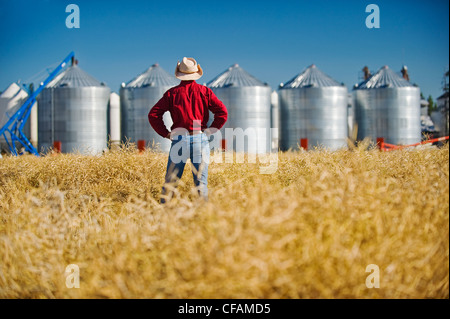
[0, 142, 448, 299]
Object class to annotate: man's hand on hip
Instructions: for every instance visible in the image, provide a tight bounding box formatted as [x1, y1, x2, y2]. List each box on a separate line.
[204, 127, 218, 137]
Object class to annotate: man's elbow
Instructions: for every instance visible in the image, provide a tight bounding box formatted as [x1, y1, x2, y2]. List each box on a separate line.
[223, 108, 228, 122]
[148, 111, 154, 124]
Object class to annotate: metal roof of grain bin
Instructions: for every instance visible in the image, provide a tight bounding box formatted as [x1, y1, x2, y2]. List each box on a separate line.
[278, 64, 348, 151]
[353, 65, 421, 145]
[207, 64, 272, 153]
[281, 64, 343, 88]
[208, 64, 267, 88]
[37, 61, 110, 154]
[120, 64, 178, 152]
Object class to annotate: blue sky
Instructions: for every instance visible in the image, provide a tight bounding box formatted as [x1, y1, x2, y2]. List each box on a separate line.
[0, 0, 448, 100]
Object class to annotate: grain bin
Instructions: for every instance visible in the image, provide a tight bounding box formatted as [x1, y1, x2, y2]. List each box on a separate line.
[278, 64, 348, 151]
[37, 60, 110, 154]
[207, 64, 272, 153]
[0, 83, 32, 151]
[108, 92, 120, 147]
[347, 93, 355, 137]
[120, 64, 178, 152]
[436, 92, 449, 137]
[271, 90, 280, 151]
[353, 65, 421, 145]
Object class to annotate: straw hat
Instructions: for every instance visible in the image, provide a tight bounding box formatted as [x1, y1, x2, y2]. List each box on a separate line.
[175, 57, 203, 80]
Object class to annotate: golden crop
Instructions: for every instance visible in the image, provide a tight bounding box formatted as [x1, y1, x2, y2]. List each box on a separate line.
[0, 142, 448, 298]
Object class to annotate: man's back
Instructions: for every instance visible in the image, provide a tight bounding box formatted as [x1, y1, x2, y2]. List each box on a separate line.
[149, 80, 227, 137]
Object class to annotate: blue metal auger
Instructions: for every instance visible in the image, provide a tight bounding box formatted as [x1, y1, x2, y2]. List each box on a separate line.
[0, 51, 75, 156]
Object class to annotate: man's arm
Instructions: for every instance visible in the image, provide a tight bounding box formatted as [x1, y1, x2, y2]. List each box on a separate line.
[148, 92, 171, 138]
[208, 89, 228, 130]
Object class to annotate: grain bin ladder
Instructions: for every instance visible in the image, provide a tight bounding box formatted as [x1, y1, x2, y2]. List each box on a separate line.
[0, 51, 75, 156]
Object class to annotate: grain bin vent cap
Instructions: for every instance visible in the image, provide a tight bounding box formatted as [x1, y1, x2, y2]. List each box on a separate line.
[47, 65, 107, 88]
[207, 64, 268, 88]
[356, 65, 414, 89]
[125, 64, 179, 88]
[280, 64, 344, 89]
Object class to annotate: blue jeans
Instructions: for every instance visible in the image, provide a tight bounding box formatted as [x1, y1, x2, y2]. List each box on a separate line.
[161, 133, 210, 203]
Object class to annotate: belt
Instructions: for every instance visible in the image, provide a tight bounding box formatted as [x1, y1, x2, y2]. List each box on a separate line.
[171, 130, 204, 136]
[189, 130, 203, 135]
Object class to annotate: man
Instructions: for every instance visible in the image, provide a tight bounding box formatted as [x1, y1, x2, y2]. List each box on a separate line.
[148, 57, 228, 203]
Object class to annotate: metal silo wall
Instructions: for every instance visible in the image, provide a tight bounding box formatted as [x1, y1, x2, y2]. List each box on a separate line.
[271, 91, 280, 151]
[108, 92, 121, 145]
[354, 87, 421, 145]
[120, 86, 173, 152]
[279, 86, 348, 151]
[354, 89, 374, 142]
[211, 86, 272, 153]
[37, 88, 53, 153]
[0, 86, 32, 150]
[38, 87, 110, 154]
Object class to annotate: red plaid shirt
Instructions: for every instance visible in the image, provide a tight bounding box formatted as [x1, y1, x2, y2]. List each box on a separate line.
[148, 80, 228, 137]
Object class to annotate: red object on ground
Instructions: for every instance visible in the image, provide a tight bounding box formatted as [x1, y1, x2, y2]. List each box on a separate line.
[300, 138, 308, 150]
[380, 136, 449, 152]
[376, 137, 385, 150]
[53, 141, 61, 153]
[137, 140, 146, 153]
[221, 139, 227, 151]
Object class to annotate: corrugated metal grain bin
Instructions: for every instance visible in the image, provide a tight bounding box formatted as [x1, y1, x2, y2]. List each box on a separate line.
[353, 65, 421, 145]
[207, 64, 272, 153]
[0, 83, 34, 151]
[278, 64, 348, 150]
[37, 62, 110, 154]
[108, 92, 120, 146]
[120, 64, 178, 152]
